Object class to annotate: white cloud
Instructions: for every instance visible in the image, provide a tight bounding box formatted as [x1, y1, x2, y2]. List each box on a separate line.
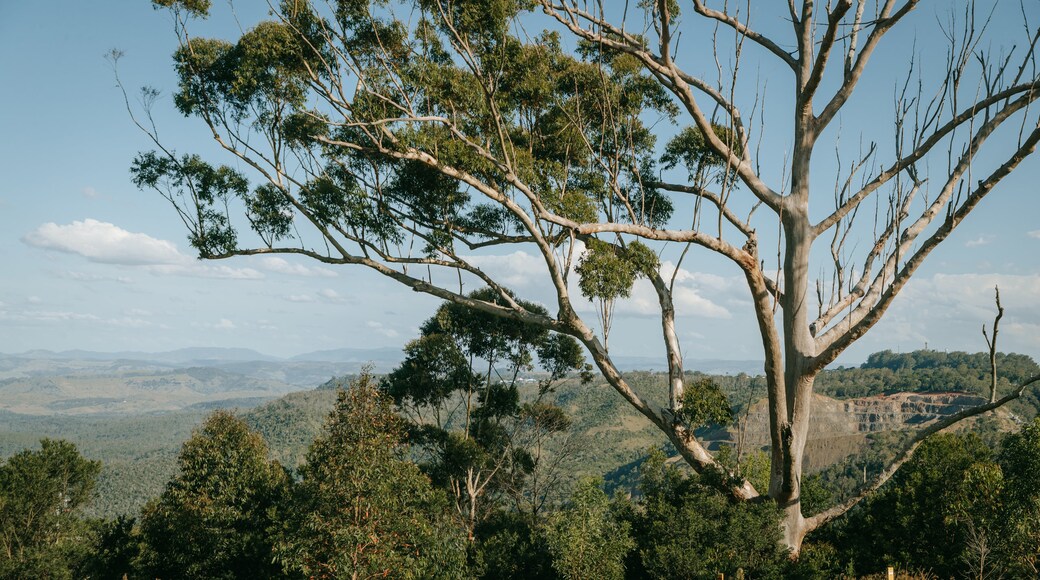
[190, 318, 238, 331]
[253, 319, 278, 331]
[0, 307, 155, 329]
[590, 278, 731, 319]
[65, 271, 134, 283]
[26, 296, 42, 304]
[318, 289, 343, 301]
[672, 285, 732, 318]
[146, 264, 264, 280]
[661, 263, 733, 292]
[1029, 230, 1040, 239]
[466, 251, 547, 288]
[106, 317, 151, 328]
[283, 288, 344, 304]
[258, 257, 337, 278]
[366, 320, 400, 338]
[852, 273, 1040, 359]
[82, 187, 99, 199]
[23, 220, 263, 280]
[23, 219, 185, 265]
[20, 310, 100, 322]
[215, 318, 236, 330]
[965, 236, 993, 247]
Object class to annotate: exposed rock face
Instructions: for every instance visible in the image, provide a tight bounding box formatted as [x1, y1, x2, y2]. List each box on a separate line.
[805, 392, 985, 435]
[725, 391, 992, 472]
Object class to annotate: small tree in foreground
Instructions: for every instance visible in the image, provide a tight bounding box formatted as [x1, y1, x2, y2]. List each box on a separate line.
[128, 0, 1040, 553]
[629, 448, 789, 579]
[544, 478, 633, 580]
[277, 372, 468, 579]
[826, 419, 1040, 578]
[0, 439, 100, 579]
[137, 411, 290, 579]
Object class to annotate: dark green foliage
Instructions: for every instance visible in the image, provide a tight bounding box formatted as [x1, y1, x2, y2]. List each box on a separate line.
[0, 409, 211, 520]
[626, 449, 789, 579]
[130, 152, 245, 256]
[994, 418, 1040, 575]
[818, 420, 1040, 577]
[152, 0, 211, 17]
[277, 373, 467, 579]
[544, 478, 634, 580]
[817, 350, 1040, 411]
[382, 288, 587, 536]
[802, 430, 912, 513]
[296, 168, 402, 245]
[675, 378, 733, 430]
[77, 515, 140, 580]
[244, 183, 295, 246]
[576, 239, 660, 305]
[785, 540, 850, 579]
[139, 0, 681, 269]
[662, 123, 742, 182]
[242, 388, 338, 468]
[13, 351, 1040, 575]
[471, 511, 554, 580]
[385, 331, 477, 414]
[386, 160, 469, 255]
[136, 411, 290, 579]
[170, 18, 321, 119]
[830, 433, 995, 577]
[0, 439, 101, 579]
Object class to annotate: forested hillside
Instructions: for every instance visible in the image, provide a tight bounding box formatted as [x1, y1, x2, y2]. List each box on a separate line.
[5, 354, 1040, 578]
[817, 350, 1040, 414]
[2, 349, 1035, 522]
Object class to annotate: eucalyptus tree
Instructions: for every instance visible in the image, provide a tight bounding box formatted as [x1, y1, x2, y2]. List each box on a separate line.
[279, 372, 468, 579]
[382, 288, 587, 538]
[129, 0, 1040, 552]
[0, 439, 101, 578]
[137, 411, 290, 579]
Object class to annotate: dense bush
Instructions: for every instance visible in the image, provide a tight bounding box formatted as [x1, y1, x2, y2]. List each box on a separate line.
[624, 449, 790, 579]
[0, 439, 100, 579]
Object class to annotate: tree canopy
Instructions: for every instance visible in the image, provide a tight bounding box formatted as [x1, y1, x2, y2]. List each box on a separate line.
[129, 0, 1040, 553]
[382, 288, 588, 537]
[278, 372, 468, 578]
[0, 439, 101, 579]
[136, 411, 290, 579]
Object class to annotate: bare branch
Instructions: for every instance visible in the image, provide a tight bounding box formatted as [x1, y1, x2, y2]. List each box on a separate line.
[689, 0, 798, 69]
[815, 81, 1040, 237]
[815, 119, 1040, 367]
[815, 0, 922, 131]
[982, 286, 1004, 403]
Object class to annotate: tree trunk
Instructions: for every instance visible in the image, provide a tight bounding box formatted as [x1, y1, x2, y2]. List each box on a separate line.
[775, 376, 817, 556]
[776, 202, 817, 556]
[782, 503, 808, 557]
[771, 370, 817, 555]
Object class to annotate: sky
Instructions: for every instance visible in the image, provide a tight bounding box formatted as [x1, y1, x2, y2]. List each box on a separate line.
[0, 1, 1038, 366]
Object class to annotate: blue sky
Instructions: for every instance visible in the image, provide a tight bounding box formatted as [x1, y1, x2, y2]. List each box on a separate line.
[0, 2, 1038, 366]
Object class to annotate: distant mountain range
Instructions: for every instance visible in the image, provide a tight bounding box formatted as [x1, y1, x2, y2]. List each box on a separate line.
[0, 348, 410, 416]
[9, 346, 404, 365]
[4, 347, 763, 375]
